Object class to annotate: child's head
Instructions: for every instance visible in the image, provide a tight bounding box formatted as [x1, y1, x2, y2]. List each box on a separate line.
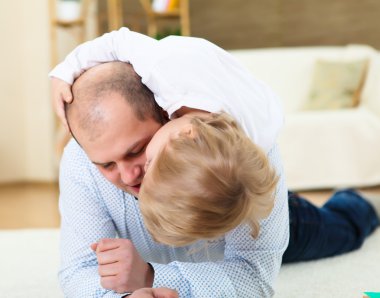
[140, 112, 278, 246]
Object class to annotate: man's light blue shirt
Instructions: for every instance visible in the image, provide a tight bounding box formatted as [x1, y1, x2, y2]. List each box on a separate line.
[59, 140, 289, 297]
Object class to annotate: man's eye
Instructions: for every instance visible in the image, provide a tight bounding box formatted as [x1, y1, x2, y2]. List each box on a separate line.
[101, 163, 114, 170]
[129, 145, 147, 157]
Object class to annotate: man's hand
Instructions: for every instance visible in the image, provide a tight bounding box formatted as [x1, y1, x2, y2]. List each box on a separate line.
[91, 238, 154, 293]
[50, 77, 73, 130]
[129, 288, 178, 298]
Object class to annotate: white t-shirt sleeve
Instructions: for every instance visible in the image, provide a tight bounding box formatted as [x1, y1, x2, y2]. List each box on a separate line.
[143, 37, 227, 118]
[48, 27, 158, 84]
[144, 36, 284, 152]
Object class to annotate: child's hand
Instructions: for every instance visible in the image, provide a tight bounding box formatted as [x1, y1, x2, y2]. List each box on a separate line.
[51, 77, 73, 130]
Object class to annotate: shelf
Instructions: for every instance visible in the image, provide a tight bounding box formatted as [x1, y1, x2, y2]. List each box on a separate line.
[138, 0, 190, 37]
[52, 19, 85, 27]
[49, 0, 90, 156]
[147, 9, 180, 18]
[49, 0, 90, 66]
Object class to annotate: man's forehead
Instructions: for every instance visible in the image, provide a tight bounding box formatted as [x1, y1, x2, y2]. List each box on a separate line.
[88, 138, 141, 165]
[83, 124, 158, 165]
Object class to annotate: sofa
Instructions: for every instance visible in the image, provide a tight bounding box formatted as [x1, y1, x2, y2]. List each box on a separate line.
[229, 45, 380, 190]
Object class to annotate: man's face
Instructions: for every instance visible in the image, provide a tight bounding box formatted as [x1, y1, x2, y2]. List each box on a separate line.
[74, 93, 163, 197]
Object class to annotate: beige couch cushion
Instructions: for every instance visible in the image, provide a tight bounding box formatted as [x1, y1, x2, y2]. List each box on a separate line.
[304, 59, 368, 110]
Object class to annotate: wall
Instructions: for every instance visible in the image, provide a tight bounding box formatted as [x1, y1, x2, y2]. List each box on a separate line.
[189, 0, 380, 50]
[97, 0, 380, 49]
[0, 0, 55, 182]
[108, 0, 380, 50]
[1, 0, 379, 182]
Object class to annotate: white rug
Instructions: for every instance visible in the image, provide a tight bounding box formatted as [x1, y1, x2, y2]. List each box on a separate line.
[0, 228, 379, 298]
[275, 228, 380, 298]
[0, 229, 62, 298]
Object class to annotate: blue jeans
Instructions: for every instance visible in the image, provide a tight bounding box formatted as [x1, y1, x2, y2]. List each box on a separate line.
[283, 189, 379, 263]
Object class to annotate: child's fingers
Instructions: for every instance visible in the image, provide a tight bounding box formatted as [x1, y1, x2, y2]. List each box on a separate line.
[56, 98, 69, 131]
[50, 77, 72, 130]
[61, 86, 73, 103]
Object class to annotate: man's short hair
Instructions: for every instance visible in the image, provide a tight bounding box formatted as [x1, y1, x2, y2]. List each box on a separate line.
[66, 62, 166, 141]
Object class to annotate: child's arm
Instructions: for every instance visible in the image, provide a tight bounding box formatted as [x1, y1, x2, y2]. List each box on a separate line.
[49, 27, 157, 84]
[49, 27, 158, 126]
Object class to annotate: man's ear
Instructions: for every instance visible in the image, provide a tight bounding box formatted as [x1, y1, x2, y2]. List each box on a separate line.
[161, 109, 170, 123]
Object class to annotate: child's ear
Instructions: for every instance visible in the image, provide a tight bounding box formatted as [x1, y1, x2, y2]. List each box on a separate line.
[181, 124, 195, 138]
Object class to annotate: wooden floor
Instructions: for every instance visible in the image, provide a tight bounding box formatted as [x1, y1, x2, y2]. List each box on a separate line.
[0, 183, 379, 229]
[0, 183, 60, 229]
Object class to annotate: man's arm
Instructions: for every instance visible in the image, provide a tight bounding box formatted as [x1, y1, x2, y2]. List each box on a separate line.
[59, 140, 128, 297]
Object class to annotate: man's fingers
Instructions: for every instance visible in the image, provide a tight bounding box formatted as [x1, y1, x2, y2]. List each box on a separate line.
[98, 262, 119, 277]
[97, 248, 122, 265]
[90, 243, 98, 251]
[100, 275, 118, 291]
[96, 238, 131, 252]
[153, 288, 179, 298]
[130, 288, 179, 298]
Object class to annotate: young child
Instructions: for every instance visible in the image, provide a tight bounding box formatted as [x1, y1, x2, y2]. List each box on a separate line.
[139, 108, 379, 256]
[140, 111, 278, 246]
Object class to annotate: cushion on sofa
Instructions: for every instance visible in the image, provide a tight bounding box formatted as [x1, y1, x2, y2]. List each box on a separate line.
[304, 59, 368, 110]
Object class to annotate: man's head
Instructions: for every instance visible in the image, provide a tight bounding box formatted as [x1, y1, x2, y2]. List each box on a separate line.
[66, 62, 167, 196]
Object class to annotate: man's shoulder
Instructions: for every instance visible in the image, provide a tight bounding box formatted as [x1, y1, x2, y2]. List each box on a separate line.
[60, 138, 96, 177]
[59, 139, 126, 201]
[62, 138, 88, 161]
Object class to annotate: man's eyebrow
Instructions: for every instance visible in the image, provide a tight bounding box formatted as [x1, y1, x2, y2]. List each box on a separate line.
[91, 137, 150, 165]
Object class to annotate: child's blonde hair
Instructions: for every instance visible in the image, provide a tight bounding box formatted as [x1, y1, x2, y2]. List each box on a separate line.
[139, 112, 278, 246]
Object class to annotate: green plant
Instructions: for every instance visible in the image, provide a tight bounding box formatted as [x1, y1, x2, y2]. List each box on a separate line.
[155, 27, 181, 40]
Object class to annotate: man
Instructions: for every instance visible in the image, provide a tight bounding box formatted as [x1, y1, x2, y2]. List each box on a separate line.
[56, 62, 289, 297]
[51, 28, 379, 298]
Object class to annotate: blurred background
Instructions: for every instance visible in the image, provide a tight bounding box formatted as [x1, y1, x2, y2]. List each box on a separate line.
[1, 0, 380, 229]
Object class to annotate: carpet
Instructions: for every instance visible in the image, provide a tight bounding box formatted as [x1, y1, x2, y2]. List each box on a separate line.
[0, 229, 62, 298]
[275, 228, 380, 298]
[1, 227, 379, 297]
[275, 191, 380, 298]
